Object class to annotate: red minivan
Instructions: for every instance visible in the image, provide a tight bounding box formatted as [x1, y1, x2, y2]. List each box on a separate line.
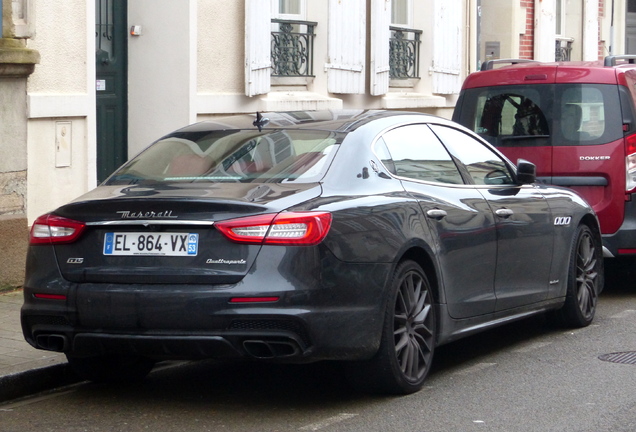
[453, 56, 636, 259]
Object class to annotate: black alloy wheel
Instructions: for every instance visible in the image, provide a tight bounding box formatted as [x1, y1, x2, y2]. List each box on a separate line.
[350, 260, 436, 394]
[554, 224, 602, 328]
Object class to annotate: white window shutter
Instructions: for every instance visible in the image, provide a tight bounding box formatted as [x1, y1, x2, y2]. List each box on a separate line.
[326, 0, 366, 94]
[432, 0, 462, 94]
[245, 0, 271, 97]
[370, 0, 391, 96]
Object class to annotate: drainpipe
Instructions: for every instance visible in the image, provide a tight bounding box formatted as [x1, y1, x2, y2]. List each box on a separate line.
[1, 0, 3, 37]
[610, 0, 615, 55]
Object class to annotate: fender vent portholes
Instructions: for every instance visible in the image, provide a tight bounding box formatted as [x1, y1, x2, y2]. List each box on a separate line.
[598, 351, 636, 365]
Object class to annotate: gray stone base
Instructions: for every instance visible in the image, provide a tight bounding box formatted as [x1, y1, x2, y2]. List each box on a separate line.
[0, 214, 28, 287]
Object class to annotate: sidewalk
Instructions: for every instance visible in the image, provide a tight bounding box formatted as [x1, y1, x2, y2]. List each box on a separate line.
[0, 289, 80, 403]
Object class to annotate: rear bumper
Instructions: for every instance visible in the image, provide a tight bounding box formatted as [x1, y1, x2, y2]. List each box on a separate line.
[21, 255, 391, 362]
[602, 198, 636, 257]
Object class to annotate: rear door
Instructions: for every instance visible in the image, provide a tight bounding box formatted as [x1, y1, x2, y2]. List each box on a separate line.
[431, 124, 553, 311]
[550, 77, 626, 235]
[378, 124, 498, 318]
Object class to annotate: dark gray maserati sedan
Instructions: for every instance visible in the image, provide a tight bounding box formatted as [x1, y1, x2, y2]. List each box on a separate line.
[22, 110, 603, 394]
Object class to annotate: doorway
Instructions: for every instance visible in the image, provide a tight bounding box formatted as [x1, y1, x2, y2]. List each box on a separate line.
[95, 0, 128, 183]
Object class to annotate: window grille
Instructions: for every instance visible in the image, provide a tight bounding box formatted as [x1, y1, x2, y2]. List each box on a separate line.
[271, 19, 316, 77]
[389, 26, 422, 79]
[556, 38, 573, 62]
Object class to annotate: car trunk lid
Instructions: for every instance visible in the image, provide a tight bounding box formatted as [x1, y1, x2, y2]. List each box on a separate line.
[51, 183, 322, 284]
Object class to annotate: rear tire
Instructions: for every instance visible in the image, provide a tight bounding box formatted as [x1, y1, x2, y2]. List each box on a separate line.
[66, 354, 156, 383]
[553, 224, 602, 328]
[349, 260, 436, 395]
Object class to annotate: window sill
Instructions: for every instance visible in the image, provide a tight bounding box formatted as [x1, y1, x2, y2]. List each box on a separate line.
[380, 92, 446, 109]
[260, 91, 343, 111]
[271, 76, 315, 88]
[389, 78, 420, 88]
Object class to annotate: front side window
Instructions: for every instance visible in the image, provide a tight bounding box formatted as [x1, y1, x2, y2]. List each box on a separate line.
[430, 125, 515, 186]
[468, 87, 551, 146]
[455, 84, 623, 148]
[106, 130, 341, 185]
[380, 124, 464, 184]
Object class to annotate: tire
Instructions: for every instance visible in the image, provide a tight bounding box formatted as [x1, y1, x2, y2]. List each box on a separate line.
[66, 353, 156, 383]
[349, 260, 436, 395]
[553, 224, 602, 328]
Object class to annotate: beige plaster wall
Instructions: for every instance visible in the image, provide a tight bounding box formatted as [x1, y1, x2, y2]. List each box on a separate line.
[27, 118, 89, 219]
[27, 0, 87, 93]
[197, 0, 244, 94]
[480, 0, 517, 61]
[25, 1, 95, 224]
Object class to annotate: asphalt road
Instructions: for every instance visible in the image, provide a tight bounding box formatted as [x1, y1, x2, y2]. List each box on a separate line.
[1, 264, 635, 432]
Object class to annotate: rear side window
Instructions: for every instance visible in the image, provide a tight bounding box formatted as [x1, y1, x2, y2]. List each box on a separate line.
[556, 84, 622, 146]
[379, 124, 465, 184]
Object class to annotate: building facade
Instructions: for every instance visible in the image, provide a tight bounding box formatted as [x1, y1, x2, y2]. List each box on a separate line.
[0, 0, 626, 284]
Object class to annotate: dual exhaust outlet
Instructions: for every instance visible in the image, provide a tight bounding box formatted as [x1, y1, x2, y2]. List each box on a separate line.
[35, 333, 69, 352]
[35, 334, 302, 360]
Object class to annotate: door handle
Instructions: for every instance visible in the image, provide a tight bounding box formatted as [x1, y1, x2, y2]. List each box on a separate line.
[426, 209, 447, 220]
[495, 208, 514, 218]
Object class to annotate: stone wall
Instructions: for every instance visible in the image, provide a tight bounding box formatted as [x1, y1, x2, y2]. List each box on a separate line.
[0, 171, 26, 214]
[0, 214, 28, 287]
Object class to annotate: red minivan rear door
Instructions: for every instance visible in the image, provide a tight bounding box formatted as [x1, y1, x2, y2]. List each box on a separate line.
[552, 66, 626, 235]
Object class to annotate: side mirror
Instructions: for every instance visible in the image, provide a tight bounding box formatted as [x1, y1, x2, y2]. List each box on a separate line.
[516, 159, 536, 184]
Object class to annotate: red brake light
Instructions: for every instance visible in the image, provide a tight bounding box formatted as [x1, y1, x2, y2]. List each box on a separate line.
[33, 293, 67, 300]
[627, 134, 636, 192]
[229, 297, 280, 303]
[30, 214, 86, 245]
[215, 212, 332, 246]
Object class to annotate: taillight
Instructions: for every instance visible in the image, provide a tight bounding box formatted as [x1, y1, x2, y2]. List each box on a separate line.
[215, 212, 332, 246]
[626, 133, 636, 192]
[30, 214, 86, 245]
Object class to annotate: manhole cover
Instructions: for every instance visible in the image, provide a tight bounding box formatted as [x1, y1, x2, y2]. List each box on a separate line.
[598, 351, 636, 365]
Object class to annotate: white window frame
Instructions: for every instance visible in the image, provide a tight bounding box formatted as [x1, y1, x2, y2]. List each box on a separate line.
[271, 0, 306, 20]
[555, 0, 565, 37]
[390, 0, 412, 28]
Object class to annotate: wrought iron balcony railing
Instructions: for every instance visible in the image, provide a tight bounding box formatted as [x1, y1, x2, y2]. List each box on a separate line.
[271, 19, 317, 77]
[389, 26, 422, 79]
[555, 37, 573, 62]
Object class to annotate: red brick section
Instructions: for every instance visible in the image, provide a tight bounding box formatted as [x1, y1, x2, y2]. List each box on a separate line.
[519, 0, 606, 61]
[519, 0, 534, 59]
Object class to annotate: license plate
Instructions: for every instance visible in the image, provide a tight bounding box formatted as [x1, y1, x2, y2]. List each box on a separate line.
[103, 232, 199, 256]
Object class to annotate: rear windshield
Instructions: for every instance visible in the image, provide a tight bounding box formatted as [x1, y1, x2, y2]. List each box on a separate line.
[105, 129, 342, 185]
[454, 83, 623, 147]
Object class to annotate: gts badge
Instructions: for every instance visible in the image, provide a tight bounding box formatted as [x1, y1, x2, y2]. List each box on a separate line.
[554, 217, 571, 226]
[67, 258, 84, 264]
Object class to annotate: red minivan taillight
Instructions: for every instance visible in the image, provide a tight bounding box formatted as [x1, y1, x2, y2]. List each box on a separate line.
[30, 214, 86, 245]
[215, 212, 332, 246]
[625, 133, 636, 192]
